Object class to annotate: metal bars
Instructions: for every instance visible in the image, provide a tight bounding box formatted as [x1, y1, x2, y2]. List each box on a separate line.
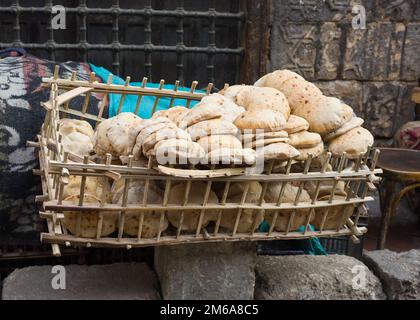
[0, 1, 245, 85]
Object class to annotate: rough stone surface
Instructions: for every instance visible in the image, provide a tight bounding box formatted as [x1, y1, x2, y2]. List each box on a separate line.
[343, 22, 405, 81]
[154, 242, 256, 300]
[318, 22, 342, 80]
[362, 81, 416, 139]
[2, 263, 160, 300]
[363, 249, 420, 300]
[255, 255, 386, 300]
[401, 23, 420, 81]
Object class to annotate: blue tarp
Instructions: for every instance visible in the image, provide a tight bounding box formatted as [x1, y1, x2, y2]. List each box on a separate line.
[90, 64, 203, 119]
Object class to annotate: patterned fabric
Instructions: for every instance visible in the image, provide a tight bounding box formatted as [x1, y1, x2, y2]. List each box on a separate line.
[0, 49, 105, 241]
[395, 121, 420, 150]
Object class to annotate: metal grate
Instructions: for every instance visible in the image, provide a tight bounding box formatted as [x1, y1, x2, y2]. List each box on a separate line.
[0, 0, 245, 88]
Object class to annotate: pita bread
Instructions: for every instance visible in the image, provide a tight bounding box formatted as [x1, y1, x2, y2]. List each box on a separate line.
[257, 143, 300, 161]
[142, 127, 191, 153]
[63, 175, 111, 202]
[241, 130, 288, 142]
[312, 195, 354, 230]
[197, 135, 242, 153]
[63, 194, 117, 238]
[323, 117, 364, 142]
[254, 69, 305, 88]
[94, 112, 143, 156]
[153, 138, 205, 164]
[219, 84, 250, 102]
[112, 180, 168, 238]
[165, 106, 189, 123]
[234, 109, 286, 132]
[218, 182, 264, 233]
[264, 183, 312, 232]
[133, 121, 179, 159]
[293, 96, 354, 135]
[205, 148, 257, 166]
[235, 86, 290, 118]
[276, 78, 323, 113]
[167, 182, 219, 231]
[59, 119, 94, 138]
[288, 131, 322, 148]
[187, 119, 239, 141]
[244, 137, 290, 149]
[328, 127, 374, 159]
[179, 94, 244, 128]
[61, 132, 94, 156]
[296, 142, 325, 161]
[284, 115, 310, 134]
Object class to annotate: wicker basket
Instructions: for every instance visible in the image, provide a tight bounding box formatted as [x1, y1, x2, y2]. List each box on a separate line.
[31, 67, 382, 256]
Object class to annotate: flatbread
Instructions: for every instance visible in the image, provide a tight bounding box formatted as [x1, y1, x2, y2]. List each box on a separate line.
[234, 109, 286, 132]
[264, 183, 312, 232]
[284, 115, 310, 134]
[293, 96, 354, 135]
[312, 195, 354, 230]
[166, 182, 219, 231]
[244, 137, 290, 149]
[218, 182, 264, 233]
[112, 180, 168, 238]
[254, 69, 305, 88]
[187, 119, 239, 141]
[63, 194, 117, 238]
[205, 148, 257, 166]
[295, 142, 325, 161]
[257, 143, 300, 161]
[235, 86, 290, 118]
[323, 117, 364, 142]
[197, 135, 242, 153]
[328, 127, 374, 159]
[288, 131, 322, 148]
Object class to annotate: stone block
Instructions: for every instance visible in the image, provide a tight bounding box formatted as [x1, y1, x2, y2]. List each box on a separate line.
[361, 81, 416, 138]
[363, 249, 420, 300]
[154, 242, 256, 300]
[2, 263, 161, 300]
[318, 23, 342, 80]
[255, 255, 386, 300]
[343, 22, 405, 80]
[402, 23, 420, 81]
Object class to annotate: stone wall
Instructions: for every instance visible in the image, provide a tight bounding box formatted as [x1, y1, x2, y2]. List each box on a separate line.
[269, 0, 419, 144]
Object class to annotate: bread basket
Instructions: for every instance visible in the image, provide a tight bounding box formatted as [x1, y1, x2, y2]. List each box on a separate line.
[31, 66, 382, 256]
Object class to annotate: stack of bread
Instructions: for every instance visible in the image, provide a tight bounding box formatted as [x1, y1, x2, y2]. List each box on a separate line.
[58, 118, 95, 156]
[58, 68, 376, 237]
[111, 179, 168, 238]
[254, 69, 374, 159]
[178, 93, 256, 166]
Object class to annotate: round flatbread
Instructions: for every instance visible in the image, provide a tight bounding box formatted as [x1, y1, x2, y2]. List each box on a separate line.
[187, 119, 239, 141]
[254, 69, 305, 88]
[288, 131, 322, 148]
[328, 127, 374, 159]
[142, 127, 191, 153]
[218, 182, 264, 233]
[323, 117, 364, 142]
[235, 86, 290, 118]
[167, 182, 219, 232]
[284, 115, 310, 134]
[112, 180, 168, 238]
[205, 148, 257, 166]
[296, 142, 325, 161]
[257, 143, 300, 161]
[244, 137, 290, 149]
[293, 96, 354, 136]
[264, 183, 312, 232]
[312, 195, 354, 230]
[197, 135, 242, 153]
[63, 194, 116, 238]
[234, 109, 286, 132]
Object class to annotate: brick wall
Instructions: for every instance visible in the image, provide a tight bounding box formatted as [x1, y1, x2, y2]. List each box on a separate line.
[268, 0, 420, 144]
